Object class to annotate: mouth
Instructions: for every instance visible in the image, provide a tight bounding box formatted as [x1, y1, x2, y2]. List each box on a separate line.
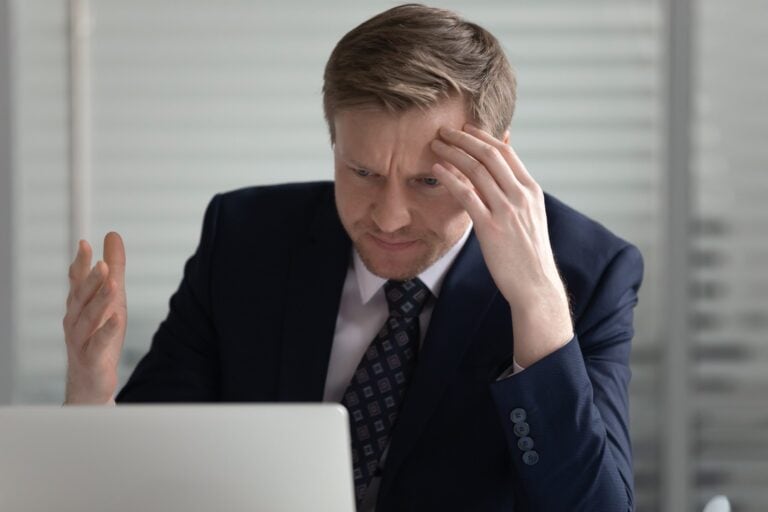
[369, 234, 419, 251]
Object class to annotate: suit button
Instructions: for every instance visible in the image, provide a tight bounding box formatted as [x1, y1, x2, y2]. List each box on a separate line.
[522, 450, 539, 466]
[517, 436, 534, 451]
[513, 421, 530, 437]
[509, 408, 527, 423]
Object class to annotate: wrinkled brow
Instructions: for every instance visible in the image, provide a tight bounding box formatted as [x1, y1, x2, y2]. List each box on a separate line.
[341, 155, 436, 178]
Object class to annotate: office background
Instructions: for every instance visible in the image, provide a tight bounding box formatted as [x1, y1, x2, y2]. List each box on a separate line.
[0, 0, 766, 510]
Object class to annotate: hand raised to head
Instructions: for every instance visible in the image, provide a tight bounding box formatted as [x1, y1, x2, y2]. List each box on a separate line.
[431, 125, 573, 367]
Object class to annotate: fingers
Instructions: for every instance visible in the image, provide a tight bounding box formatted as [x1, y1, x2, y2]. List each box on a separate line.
[66, 260, 109, 328]
[433, 126, 523, 202]
[69, 240, 93, 282]
[87, 313, 121, 354]
[433, 162, 490, 223]
[67, 240, 93, 307]
[71, 277, 119, 347]
[64, 232, 127, 356]
[463, 124, 538, 189]
[431, 137, 509, 212]
[103, 232, 126, 288]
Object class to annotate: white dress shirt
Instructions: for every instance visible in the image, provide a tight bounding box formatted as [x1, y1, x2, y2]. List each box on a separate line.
[323, 224, 472, 403]
[321, 224, 524, 511]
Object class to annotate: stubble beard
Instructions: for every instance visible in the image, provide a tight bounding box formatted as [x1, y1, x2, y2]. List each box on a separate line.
[353, 232, 443, 282]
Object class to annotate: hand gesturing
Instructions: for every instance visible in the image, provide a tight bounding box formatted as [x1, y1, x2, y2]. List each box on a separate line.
[63, 232, 127, 404]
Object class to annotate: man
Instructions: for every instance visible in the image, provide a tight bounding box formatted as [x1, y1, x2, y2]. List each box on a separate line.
[63, 4, 642, 511]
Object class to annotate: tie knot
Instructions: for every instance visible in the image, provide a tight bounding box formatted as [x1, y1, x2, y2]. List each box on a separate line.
[384, 278, 431, 318]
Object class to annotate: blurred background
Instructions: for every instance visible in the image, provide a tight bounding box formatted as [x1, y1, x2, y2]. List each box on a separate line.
[0, 0, 766, 510]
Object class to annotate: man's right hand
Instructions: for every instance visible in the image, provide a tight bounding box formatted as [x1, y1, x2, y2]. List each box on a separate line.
[63, 232, 127, 405]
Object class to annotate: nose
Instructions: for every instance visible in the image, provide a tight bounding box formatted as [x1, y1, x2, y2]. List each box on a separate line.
[370, 182, 411, 234]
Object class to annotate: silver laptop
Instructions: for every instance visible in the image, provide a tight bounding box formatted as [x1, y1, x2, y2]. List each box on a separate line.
[0, 404, 355, 512]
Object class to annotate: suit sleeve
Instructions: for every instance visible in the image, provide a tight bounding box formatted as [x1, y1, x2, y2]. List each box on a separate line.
[116, 194, 223, 402]
[489, 244, 643, 511]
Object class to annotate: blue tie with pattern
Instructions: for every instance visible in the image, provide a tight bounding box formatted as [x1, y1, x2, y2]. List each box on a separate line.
[341, 278, 432, 507]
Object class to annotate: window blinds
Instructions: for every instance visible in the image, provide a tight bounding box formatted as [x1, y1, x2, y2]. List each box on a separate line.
[691, 0, 768, 509]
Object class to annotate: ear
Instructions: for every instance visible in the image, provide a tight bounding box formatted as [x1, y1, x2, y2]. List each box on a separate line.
[502, 130, 510, 145]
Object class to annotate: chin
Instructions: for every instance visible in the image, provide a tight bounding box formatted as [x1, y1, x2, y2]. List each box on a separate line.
[355, 240, 435, 281]
[365, 263, 420, 281]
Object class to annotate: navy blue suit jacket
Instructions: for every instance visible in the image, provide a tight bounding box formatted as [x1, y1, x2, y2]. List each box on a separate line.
[117, 181, 643, 511]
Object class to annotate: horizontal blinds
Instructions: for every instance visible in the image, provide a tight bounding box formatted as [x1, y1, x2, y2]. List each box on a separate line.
[692, 0, 768, 510]
[13, 0, 70, 402]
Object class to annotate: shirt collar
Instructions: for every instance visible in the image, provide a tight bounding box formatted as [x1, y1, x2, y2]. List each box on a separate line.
[353, 222, 473, 305]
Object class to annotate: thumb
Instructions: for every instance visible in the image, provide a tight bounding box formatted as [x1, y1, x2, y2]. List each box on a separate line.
[103, 231, 126, 288]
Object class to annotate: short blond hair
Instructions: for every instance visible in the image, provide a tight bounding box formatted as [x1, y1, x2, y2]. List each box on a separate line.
[322, 3, 517, 143]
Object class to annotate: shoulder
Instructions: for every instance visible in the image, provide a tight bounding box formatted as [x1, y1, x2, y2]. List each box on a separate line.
[216, 180, 334, 221]
[543, 192, 644, 317]
[192, 181, 339, 269]
[208, 180, 335, 237]
[544, 192, 632, 258]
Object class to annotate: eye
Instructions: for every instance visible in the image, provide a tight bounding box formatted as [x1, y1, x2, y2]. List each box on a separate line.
[420, 177, 441, 187]
[353, 168, 372, 178]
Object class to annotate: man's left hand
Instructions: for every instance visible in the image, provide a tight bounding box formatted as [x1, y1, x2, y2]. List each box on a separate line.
[431, 124, 573, 367]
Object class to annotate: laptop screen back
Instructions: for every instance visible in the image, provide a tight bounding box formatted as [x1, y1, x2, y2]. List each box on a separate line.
[0, 404, 355, 512]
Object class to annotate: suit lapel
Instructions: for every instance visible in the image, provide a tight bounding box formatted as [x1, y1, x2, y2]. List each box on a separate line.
[277, 186, 351, 402]
[378, 231, 501, 499]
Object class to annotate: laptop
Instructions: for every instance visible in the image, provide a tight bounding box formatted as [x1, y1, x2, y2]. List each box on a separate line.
[0, 404, 355, 512]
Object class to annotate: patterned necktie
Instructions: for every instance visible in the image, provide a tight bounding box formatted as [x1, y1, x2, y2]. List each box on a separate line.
[341, 278, 431, 507]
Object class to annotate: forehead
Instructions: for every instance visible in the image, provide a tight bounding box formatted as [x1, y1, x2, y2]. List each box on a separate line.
[333, 99, 469, 171]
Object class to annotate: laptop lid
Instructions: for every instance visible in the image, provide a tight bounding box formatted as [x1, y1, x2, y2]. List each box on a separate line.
[0, 404, 355, 512]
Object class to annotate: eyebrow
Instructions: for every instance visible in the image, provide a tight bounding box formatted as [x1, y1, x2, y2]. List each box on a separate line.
[344, 157, 379, 173]
[343, 157, 434, 178]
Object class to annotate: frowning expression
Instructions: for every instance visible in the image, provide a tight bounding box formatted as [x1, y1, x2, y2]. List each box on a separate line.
[333, 98, 472, 280]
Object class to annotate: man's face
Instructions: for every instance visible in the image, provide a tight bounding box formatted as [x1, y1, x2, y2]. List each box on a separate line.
[333, 98, 472, 281]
